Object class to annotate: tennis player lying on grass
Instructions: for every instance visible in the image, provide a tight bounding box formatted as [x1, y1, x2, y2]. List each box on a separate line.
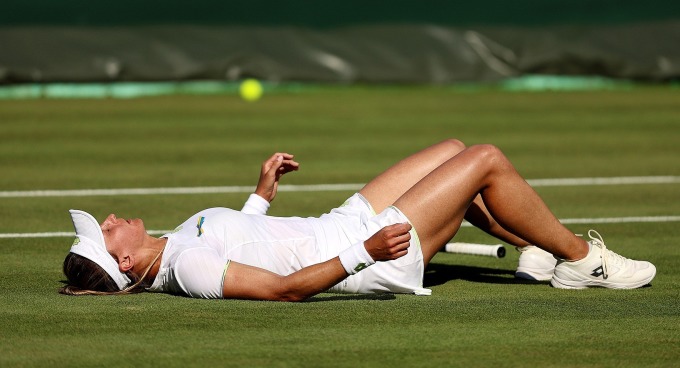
[60, 140, 656, 300]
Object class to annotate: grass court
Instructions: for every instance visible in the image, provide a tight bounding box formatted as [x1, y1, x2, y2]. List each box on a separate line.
[0, 86, 679, 367]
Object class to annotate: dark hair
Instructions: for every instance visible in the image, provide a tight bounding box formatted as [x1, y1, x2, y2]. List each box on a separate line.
[59, 253, 147, 296]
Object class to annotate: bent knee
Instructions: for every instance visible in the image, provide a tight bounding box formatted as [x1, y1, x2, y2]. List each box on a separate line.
[469, 143, 501, 154]
[467, 144, 508, 166]
[438, 138, 467, 156]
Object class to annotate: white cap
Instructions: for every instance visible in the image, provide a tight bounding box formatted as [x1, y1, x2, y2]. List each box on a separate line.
[68, 209, 131, 290]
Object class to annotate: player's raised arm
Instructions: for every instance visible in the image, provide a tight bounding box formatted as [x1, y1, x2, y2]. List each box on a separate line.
[242, 153, 299, 215]
[222, 223, 412, 301]
[254, 153, 299, 203]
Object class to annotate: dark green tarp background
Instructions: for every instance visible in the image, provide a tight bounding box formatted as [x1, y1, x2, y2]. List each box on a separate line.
[1, 1, 679, 84]
[3, 0, 679, 27]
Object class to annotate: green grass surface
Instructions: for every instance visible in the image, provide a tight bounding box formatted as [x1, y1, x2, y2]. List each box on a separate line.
[1, 86, 679, 367]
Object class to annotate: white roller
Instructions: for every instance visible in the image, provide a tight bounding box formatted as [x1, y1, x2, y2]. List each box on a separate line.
[443, 243, 506, 258]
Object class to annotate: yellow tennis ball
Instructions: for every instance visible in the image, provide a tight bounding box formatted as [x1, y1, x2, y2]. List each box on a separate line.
[239, 79, 263, 102]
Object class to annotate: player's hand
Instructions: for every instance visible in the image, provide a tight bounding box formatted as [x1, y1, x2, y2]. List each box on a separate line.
[363, 223, 412, 262]
[254, 153, 300, 202]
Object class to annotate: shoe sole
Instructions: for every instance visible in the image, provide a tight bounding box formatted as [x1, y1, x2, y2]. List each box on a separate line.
[550, 267, 657, 289]
[515, 268, 553, 281]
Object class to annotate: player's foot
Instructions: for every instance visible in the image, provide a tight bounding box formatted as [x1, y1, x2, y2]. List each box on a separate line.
[551, 230, 656, 289]
[515, 245, 557, 281]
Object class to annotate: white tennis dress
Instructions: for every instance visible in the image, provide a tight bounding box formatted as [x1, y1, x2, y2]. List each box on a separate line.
[147, 193, 431, 299]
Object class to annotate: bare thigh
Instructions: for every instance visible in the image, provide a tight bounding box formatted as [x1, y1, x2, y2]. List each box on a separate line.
[359, 139, 466, 213]
[393, 146, 495, 265]
[395, 144, 589, 263]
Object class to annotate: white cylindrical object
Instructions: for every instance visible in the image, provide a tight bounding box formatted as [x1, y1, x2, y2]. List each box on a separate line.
[444, 243, 506, 258]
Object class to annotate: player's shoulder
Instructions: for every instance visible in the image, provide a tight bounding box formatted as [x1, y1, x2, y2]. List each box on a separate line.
[172, 247, 226, 299]
[174, 246, 221, 267]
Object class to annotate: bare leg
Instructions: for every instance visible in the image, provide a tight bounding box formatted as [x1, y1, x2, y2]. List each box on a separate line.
[360, 139, 530, 247]
[465, 198, 531, 247]
[391, 144, 589, 266]
[360, 139, 466, 212]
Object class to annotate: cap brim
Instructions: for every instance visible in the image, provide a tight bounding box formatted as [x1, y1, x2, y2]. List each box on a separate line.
[68, 209, 130, 290]
[70, 209, 106, 248]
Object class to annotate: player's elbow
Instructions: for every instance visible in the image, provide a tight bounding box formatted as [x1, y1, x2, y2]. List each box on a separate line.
[275, 286, 310, 302]
[273, 279, 314, 302]
[277, 293, 307, 302]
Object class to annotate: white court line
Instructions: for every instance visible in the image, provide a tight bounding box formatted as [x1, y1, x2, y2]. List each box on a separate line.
[0, 184, 362, 198]
[0, 176, 679, 198]
[3, 216, 680, 239]
[440, 216, 680, 227]
[527, 176, 680, 187]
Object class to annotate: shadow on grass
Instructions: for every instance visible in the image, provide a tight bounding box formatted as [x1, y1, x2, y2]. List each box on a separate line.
[308, 264, 549, 302]
[305, 293, 397, 302]
[60, 264, 551, 301]
[423, 263, 550, 287]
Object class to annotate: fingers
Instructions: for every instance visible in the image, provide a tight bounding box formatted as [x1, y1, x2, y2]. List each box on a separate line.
[278, 153, 300, 173]
[254, 153, 299, 202]
[263, 153, 299, 175]
[266, 153, 296, 164]
[381, 223, 412, 258]
[365, 223, 413, 261]
[272, 152, 294, 160]
[381, 222, 412, 237]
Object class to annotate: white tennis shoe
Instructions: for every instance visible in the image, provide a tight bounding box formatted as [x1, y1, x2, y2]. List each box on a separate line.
[515, 245, 557, 281]
[551, 230, 656, 289]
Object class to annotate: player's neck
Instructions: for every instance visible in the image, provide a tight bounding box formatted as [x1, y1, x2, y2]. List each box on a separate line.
[135, 237, 167, 281]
